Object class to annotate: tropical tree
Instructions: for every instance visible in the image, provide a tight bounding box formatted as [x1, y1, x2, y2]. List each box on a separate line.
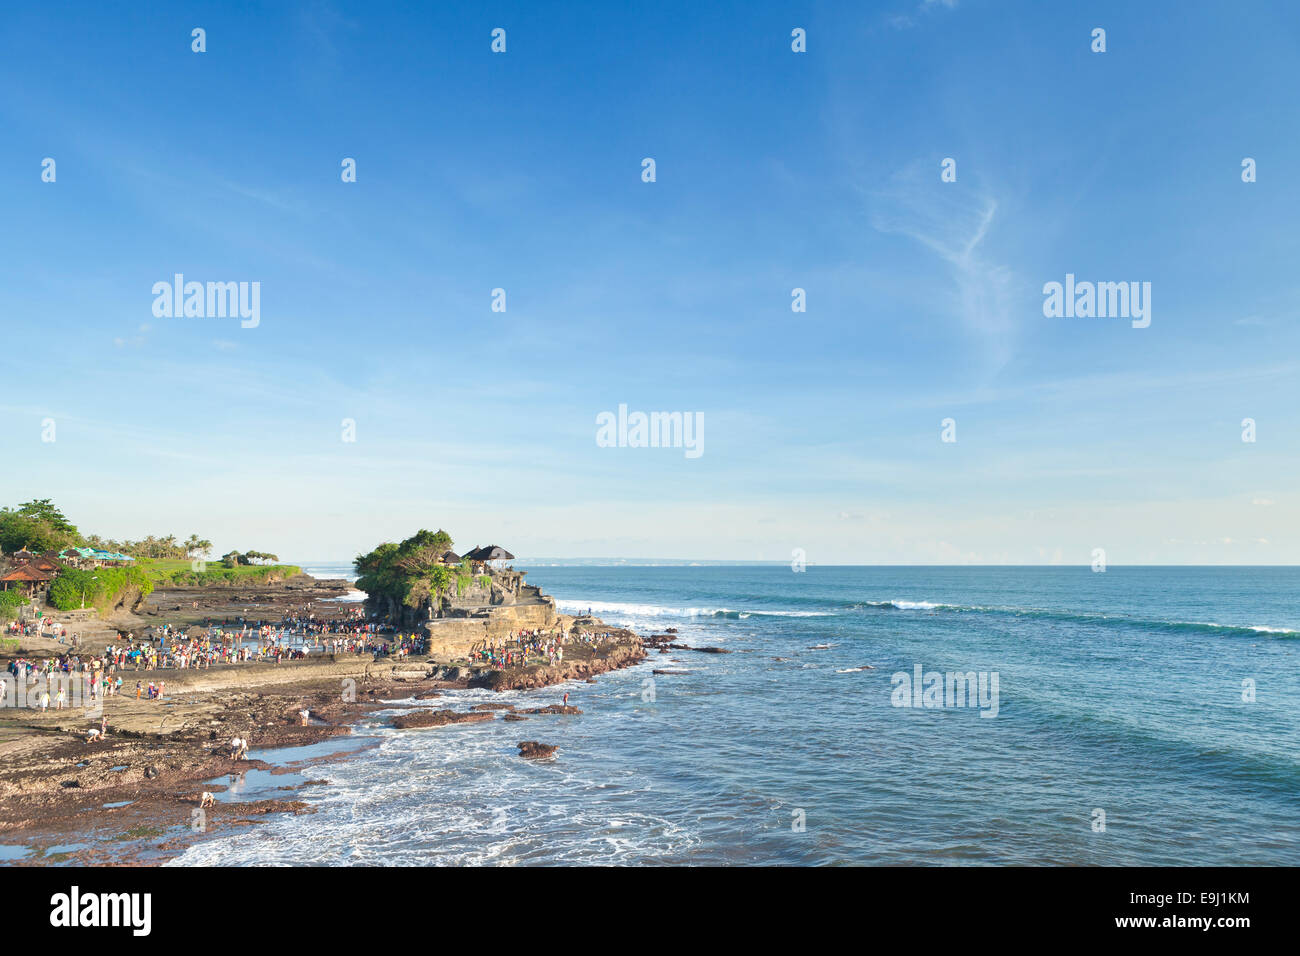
[355, 529, 456, 608]
[0, 501, 81, 553]
[14, 499, 78, 535]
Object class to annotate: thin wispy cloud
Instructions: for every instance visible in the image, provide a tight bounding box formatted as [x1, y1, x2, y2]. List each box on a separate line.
[867, 163, 1019, 370]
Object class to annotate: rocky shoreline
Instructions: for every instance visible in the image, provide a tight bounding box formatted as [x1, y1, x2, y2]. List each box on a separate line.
[0, 587, 648, 865]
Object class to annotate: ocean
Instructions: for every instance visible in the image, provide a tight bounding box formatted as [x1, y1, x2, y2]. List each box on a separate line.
[171, 565, 1300, 865]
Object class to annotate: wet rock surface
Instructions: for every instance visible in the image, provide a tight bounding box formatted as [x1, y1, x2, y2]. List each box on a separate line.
[469, 634, 645, 691]
[520, 704, 582, 715]
[517, 741, 556, 759]
[390, 709, 495, 729]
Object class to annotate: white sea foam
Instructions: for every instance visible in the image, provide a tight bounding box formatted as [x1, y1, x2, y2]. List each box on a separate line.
[1197, 621, 1300, 636]
[855, 599, 1300, 637]
[864, 598, 1300, 634]
[555, 599, 830, 619]
[168, 693, 699, 867]
[858, 599, 945, 611]
[301, 563, 359, 583]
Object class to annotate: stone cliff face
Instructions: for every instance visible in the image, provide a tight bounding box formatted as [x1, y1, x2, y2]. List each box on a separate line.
[365, 570, 558, 648]
[366, 567, 553, 634]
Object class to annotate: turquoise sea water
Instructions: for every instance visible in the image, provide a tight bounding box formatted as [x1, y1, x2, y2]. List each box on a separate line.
[172, 566, 1300, 865]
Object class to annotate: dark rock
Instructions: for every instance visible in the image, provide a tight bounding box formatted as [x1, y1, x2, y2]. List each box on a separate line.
[392, 709, 494, 729]
[517, 741, 556, 759]
[521, 704, 581, 715]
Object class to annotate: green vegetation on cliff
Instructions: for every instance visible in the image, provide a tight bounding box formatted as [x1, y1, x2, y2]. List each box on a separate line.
[48, 566, 154, 612]
[355, 529, 464, 607]
[0, 499, 302, 619]
[0, 589, 27, 620]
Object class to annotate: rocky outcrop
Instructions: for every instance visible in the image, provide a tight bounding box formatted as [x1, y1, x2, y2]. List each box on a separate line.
[415, 603, 560, 659]
[521, 704, 582, 715]
[391, 709, 494, 729]
[391, 663, 434, 681]
[517, 741, 556, 759]
[469, 640, 646, 692]
[367, 569, 555, 633]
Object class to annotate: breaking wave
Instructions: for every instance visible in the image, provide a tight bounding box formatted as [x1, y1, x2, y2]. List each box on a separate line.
[555, 599, 832, 620]
[851, 600, 1299, 638]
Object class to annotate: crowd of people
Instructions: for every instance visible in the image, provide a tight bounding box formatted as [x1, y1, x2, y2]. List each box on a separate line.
[2, 608, 427, 696]
[5, 616, 74, 643]
[471, 626, 577, 668]
[4, 596, 627, 709]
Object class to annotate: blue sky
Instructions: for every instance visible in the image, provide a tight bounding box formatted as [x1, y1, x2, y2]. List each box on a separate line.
[2, 0, 1297, 564]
